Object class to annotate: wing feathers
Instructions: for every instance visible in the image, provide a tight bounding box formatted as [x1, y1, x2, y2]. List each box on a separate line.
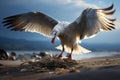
[3, 15, 20, 20]
[3, 12, 58, 37]
[107, 18, 116, 22]
[100, 4, 114, 11]
[72, 4, 116, 39]
[103, 9, 116, 15]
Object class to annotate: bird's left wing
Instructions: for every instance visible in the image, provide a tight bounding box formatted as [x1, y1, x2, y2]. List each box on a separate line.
[2, 11, 58, 37]
[66, 4, 116, 40]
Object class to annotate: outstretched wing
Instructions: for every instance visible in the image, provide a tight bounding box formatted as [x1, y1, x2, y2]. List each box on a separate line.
[67, 4, 116, 40]
[2, 11, 58, 37]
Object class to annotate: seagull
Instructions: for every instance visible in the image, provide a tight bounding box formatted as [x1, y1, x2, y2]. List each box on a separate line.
[2, 4, 116, 60]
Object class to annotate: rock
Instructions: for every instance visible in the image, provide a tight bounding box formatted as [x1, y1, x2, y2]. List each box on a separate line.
[55, 67, 80, 75]
[20, 68, 28, 72]
[69, 67, 80, 72]
[0, 49, 16, 60]
[0, 49, 8, 60]
[55, 68, 70, 75]
[39, 52, 52, 58]
[9, 52, 16, 60]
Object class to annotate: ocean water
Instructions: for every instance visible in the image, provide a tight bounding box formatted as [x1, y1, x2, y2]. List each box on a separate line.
[8, 50, 120, 60]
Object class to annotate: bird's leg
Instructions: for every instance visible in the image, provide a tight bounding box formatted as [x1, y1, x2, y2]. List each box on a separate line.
[57, 44, 64, 59]
[66, 47, 73, 60]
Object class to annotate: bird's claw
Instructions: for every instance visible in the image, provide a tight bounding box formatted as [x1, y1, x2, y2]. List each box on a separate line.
[66, 54, 72, 60]
[56, 54, 62, 59]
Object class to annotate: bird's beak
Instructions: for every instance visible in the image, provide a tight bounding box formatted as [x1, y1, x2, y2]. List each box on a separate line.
[51, 37, 55, 44]
[51, 31, 57, 44]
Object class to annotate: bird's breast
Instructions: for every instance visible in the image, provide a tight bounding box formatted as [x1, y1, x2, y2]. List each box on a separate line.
[58, 33, 77, 47]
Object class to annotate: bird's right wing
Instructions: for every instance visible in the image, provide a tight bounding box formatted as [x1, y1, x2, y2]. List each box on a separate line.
[2, 11, 58, 37]
[66, 4, 116, 40]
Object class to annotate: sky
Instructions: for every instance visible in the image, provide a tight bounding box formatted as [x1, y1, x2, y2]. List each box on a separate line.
[0, 0, 120, 44]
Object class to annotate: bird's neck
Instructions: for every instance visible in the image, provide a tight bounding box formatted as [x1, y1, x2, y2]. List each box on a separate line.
[53, 21, 69, 34]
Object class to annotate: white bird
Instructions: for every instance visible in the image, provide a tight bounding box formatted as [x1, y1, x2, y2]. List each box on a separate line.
[2, 4, 116, 60]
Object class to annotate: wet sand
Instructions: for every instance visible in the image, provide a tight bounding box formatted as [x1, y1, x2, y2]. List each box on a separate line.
[0, 55, 120, 80]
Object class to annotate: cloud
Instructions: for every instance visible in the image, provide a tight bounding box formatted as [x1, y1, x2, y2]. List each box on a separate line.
[54, 0, 72, 4]
[38, 0, 99, 8]
[37, 0, 71, 4]
[72, 0, 99, 8]
[3, 0, 99, 9]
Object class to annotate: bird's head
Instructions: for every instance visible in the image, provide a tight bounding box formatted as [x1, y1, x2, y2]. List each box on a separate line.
[51, 21, 68, 44]
[51, 30, 58, 44]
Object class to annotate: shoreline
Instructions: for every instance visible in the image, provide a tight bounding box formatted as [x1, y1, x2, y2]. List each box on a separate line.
[0, 55, 120, 80]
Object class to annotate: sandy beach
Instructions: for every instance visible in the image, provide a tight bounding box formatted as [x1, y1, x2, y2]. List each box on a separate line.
[0, 55, 120, 80]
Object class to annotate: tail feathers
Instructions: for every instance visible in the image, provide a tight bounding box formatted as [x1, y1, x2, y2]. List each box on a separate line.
[56, 45, 91, 54]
